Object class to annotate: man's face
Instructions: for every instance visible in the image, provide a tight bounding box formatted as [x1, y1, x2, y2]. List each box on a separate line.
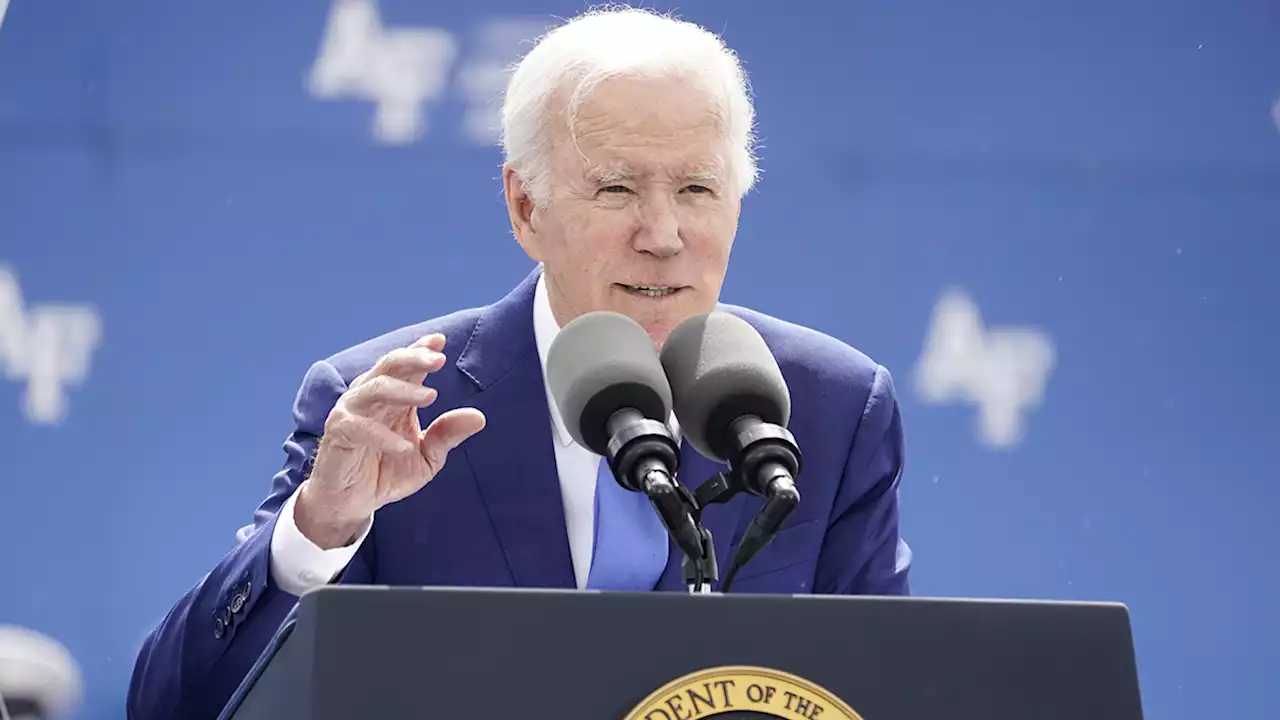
[505, 74, 741, 346]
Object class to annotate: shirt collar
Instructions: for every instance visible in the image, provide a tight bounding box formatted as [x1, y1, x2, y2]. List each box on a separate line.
[532, 269, 681, 449]
[533, 270, 576, 447]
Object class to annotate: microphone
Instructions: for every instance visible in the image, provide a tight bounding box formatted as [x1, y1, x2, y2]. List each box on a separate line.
[546, 310, 706, 569]
[659, 311, 802, 592]
[0, 625, 82, 720]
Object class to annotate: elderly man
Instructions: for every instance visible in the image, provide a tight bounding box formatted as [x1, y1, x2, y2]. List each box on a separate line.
[127, 7, 911, 720]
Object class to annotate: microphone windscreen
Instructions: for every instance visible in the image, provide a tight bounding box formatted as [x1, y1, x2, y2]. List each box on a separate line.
[547, 311, 672, 455]
[659, 312, 790, 462]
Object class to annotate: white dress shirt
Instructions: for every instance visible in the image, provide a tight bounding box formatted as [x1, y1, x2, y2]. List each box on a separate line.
[270, 272, 640, 596]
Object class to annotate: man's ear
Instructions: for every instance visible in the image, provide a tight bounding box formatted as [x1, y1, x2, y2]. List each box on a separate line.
[503, 164, 541, 261]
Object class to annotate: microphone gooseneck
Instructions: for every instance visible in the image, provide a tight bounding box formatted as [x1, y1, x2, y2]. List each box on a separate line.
[711, 413, 803, 592]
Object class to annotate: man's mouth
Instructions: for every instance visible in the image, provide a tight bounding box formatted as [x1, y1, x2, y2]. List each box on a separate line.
[616, 283, 684, 299]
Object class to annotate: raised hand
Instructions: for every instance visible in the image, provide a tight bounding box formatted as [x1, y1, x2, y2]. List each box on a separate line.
[293, 333, 486, 549]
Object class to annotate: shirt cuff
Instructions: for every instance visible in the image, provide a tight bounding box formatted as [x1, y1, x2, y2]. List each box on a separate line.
[269, 490, 372, 597]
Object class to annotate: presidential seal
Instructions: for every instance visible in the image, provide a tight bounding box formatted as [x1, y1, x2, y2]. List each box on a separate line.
[623, 665, 864, 719]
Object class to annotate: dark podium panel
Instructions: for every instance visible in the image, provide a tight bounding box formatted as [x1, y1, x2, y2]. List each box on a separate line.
[222, 586, 1144, 720]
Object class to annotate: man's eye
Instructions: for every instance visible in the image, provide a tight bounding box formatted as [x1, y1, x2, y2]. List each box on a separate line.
[683, 185, 712, 194]
[600, 185, 632, 194]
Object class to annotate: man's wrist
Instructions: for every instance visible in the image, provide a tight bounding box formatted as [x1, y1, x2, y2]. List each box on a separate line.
[271, 491, 369, 596]
[293, 483, 367, 550]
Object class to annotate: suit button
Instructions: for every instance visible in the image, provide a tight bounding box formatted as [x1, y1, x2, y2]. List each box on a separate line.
[230, 592, 246, 614]
[213, 617, 226, 639]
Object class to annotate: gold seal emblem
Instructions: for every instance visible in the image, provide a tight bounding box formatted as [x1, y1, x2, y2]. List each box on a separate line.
[623, 665, 864, 719]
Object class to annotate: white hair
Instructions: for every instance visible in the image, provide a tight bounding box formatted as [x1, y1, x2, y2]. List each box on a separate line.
[501, 5, 759, 206]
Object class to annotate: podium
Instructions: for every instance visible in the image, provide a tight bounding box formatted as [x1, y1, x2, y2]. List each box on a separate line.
[220, 586, 1144, 720]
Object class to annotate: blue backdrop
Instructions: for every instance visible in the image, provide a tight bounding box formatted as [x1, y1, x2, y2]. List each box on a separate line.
[2, 0, 1278, 717]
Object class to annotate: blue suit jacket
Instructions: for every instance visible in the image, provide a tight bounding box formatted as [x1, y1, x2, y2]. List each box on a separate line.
[127, 268, 911, 720]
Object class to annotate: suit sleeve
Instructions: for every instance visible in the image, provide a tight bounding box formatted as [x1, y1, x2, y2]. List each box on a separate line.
[813, 363, 913, 596]
[126, 360, 377, 720]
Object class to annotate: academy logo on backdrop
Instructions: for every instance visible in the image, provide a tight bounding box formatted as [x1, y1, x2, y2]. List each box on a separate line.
[913, 288, 1055, 449]
[308, 0, 547, 145]
[308, 0, 458, 145]
[0, 266, 102, 425]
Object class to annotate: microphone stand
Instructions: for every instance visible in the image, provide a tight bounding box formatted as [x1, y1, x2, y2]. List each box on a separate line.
[674, 480, 718, 594]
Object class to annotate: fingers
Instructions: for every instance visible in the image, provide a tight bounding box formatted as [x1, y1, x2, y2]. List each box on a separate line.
[352, 334, 449, 387]
[344, 375, 439, 415]
[397, 333, 448, 378]
[419, 408, 487, 474]
[413, 333, 447, 353]
[330, 413, 418, 455]
[372, 347, 447, 382]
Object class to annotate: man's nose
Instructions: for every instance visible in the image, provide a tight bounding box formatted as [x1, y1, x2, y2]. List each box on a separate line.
[632, 195, 684, 257]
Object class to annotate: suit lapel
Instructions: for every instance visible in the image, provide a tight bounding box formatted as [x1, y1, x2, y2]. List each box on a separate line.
[656, 441, 749, 592]
[455, 269, 576, 589]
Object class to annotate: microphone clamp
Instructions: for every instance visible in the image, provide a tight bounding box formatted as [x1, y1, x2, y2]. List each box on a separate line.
[604, 407, 680, 493]
[725, 414, 802, 497]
